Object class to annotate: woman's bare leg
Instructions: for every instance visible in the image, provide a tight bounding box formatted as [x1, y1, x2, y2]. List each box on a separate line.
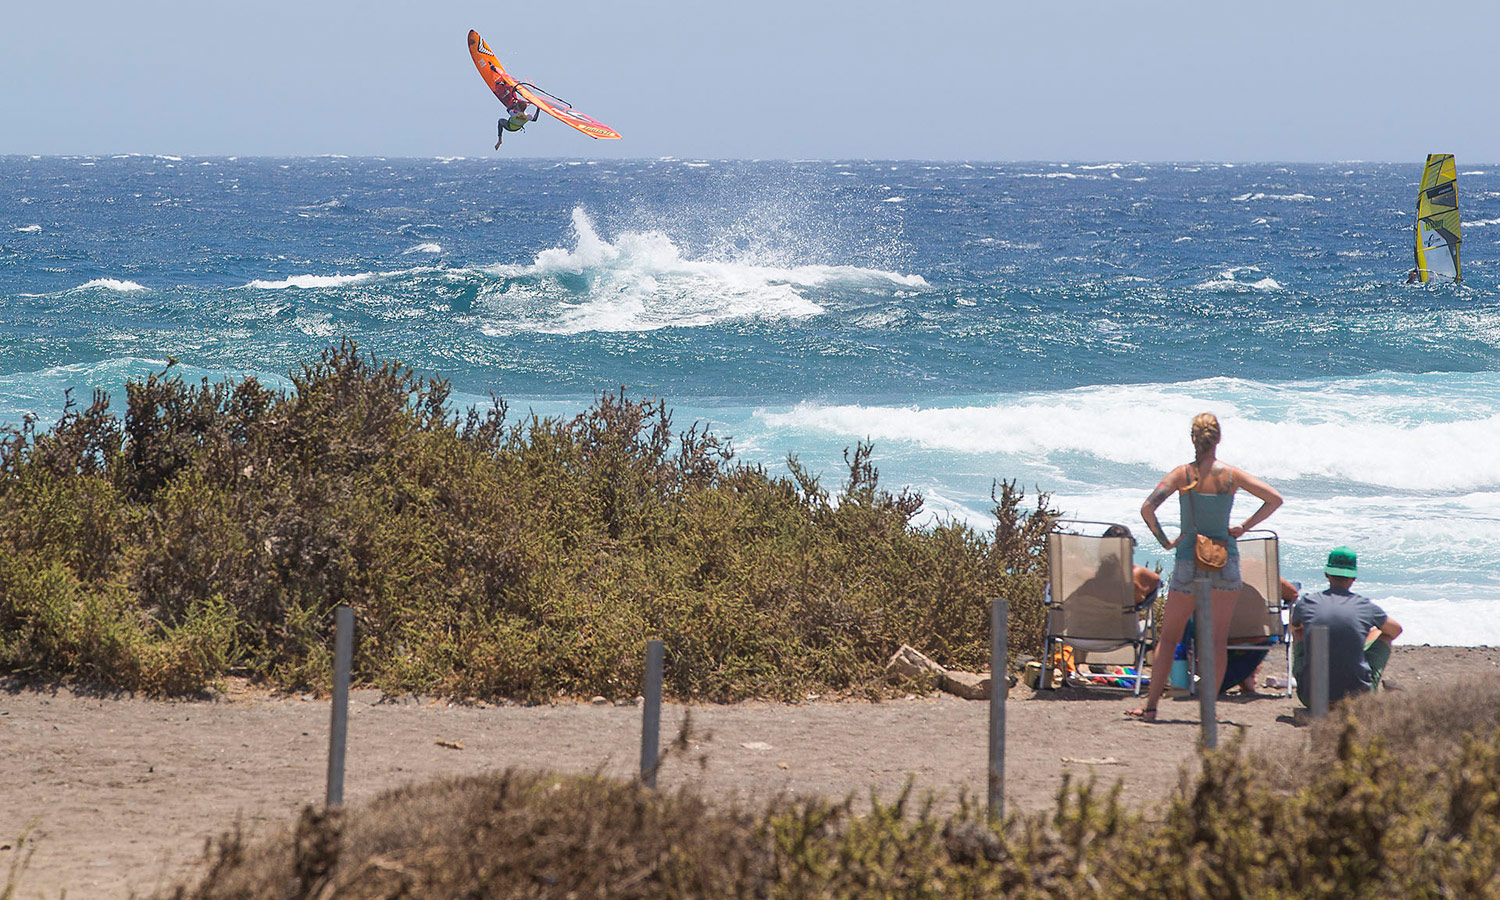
[1131, 588, 1194, 716]
[1209, 587, 1238, 694]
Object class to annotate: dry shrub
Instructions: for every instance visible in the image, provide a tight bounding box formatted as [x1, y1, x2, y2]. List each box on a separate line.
[1309, 673, 1500, 768]
[1254, 673, 1500, 792]
[165, 707, 1500, 899]
[177, 772, 780, 900]
[0, 342, 1059, 700]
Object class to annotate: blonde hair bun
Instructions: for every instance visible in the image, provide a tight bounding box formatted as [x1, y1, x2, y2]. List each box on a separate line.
[1191, 413, 1221, 456]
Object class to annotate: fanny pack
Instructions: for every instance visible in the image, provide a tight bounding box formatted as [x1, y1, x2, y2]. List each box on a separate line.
[1182, 471, 1228, 571]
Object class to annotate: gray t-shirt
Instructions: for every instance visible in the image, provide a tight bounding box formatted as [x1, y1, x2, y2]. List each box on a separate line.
[1292, 588, 1388, 702]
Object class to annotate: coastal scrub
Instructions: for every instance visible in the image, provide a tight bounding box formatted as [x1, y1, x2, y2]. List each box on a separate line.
[0, 341, 1056, 700]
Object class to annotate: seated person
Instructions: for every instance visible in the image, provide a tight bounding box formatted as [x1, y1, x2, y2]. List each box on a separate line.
[1102, 524, 1161, 604]
[1061, 525, 1158, 685]
[1178, 578, 1295, 696]
[1291, 546, 1402, 707]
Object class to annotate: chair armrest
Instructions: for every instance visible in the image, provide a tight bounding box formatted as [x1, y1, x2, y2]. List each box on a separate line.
[1042, 583, 1061, 609]
[1130, 586, 1160, 613]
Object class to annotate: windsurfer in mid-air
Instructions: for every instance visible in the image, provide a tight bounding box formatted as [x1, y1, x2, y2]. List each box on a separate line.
[494, 81, 539, 148]
[469, 29, 620, 144]
[495, 102, 538, 148]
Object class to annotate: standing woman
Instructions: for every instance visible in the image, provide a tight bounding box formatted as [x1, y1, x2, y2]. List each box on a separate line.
[1127, 413, 1282, 721]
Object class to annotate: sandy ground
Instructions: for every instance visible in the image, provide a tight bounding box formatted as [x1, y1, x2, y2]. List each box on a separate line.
[2, 644, 1496, 899]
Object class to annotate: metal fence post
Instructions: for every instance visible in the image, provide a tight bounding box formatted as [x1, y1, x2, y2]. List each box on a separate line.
[1194, 579, 1217, 750]
[1309, 625, 1329, 719]
[325, 605, 354, 807]
[640, 639, 664, 787]
[987, 596, 1008, 822]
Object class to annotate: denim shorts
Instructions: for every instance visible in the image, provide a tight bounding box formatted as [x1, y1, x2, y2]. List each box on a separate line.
[1173, 555, 1243, 593]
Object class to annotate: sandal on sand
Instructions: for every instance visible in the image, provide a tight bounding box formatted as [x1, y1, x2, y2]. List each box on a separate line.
[1124, 706, 1157, 722]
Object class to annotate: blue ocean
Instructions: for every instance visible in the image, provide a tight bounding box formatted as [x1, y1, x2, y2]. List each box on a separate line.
[3, 155, 1498, 645]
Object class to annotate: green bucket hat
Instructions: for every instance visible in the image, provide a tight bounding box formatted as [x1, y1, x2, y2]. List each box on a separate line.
[1325, 546, 1358, 578]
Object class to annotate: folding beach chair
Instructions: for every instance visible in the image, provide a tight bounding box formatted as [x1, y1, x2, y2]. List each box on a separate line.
[1187, 530, 1292, 697]
[1040, 520, 1159, 695]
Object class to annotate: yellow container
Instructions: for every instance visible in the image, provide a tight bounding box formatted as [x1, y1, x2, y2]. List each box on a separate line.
[1023, 661, 1044, 688]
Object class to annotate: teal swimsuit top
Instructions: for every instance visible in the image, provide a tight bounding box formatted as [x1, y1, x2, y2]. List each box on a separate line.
[1176, 474, 1238, 562]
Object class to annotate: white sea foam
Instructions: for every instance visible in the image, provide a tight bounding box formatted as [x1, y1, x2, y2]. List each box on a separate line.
[242, 265, 440, 291]
[246, 272, 378, 289]
[1465, 218, 1500, 228]
[485, 208, 925, 335]
[1231, 192, 1319, 202]
[909, 487, 997, 532]
[295, 313, 336, 337]
[1375, 597, 1500, 646]
[756, 371, 1500, 492]
[12, 225, 41, 233]
[405, 243, 442, 254]
[1194, 267, 1282, 291]
[74, 278, 147, 292]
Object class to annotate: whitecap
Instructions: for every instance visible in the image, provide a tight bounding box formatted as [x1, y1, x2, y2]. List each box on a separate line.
[1193, 268, 1281, 292]
[405, 243, 442, 254]
[1231, 192, 1319, 202]
[74, 278, 147, 292]
[12, 225, 41, 233]
[246, 272, 378, 290]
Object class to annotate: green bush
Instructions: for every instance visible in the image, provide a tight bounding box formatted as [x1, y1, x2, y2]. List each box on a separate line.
[0, 341, 1058, 699]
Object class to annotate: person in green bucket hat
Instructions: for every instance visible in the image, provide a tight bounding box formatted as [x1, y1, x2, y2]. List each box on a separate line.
[1290, 546, 1403, 706]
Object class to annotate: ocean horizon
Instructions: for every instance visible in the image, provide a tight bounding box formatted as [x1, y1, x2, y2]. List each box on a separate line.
[4, 155, 1498, 645]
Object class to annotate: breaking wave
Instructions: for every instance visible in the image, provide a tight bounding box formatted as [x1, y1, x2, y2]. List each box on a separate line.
[483, 208, 925, 335]
[74, 278, 147, 292]
[757, 371, 1500, 492]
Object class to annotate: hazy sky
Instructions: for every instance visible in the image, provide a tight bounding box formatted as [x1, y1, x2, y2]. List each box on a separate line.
[4, 0, 1498, 161]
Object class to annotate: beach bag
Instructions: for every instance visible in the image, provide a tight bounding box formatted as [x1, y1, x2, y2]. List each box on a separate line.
[1194, 534, 1228, 571]
[1183, 468, 1228, 571]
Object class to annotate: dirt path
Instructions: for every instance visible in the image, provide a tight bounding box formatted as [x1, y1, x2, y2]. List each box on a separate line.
[1, 644, 1491, 899]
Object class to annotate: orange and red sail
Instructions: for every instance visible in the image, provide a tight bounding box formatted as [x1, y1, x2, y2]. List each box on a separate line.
[467, 30, 622, 141]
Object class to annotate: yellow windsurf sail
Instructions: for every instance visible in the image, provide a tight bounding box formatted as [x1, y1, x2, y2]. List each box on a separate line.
[1414, 154, 1461, 282]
